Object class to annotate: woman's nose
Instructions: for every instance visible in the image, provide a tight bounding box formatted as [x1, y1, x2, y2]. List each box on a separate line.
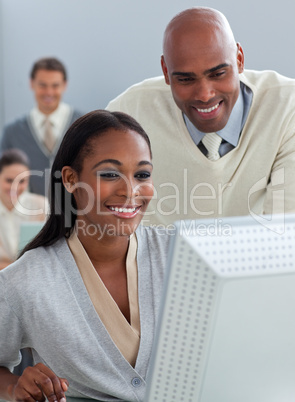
[116, 176, 140, 199]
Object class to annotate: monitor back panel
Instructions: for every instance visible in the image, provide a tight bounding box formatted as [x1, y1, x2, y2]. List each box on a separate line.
[144, 215, 295, 402]
[18, 221, 44, 253]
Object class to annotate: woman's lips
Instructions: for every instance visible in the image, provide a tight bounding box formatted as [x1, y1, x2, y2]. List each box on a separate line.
[107, 205, 142, 218]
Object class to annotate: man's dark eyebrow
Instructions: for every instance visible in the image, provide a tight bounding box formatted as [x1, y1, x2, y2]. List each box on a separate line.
[204, 63, 230, 74]
[172, 71, 195, 77]
[172, 63, 230, 77]
[92, 159, 153, 170]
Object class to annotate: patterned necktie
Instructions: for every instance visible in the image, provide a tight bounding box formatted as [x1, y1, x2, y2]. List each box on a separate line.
[202, 132, 222, 161]
[43, 117, 56, 153]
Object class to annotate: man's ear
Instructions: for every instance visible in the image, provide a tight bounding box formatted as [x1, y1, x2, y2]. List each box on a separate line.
[236, 43, 245, 74]
[61, 80, 68, 94]
[62, 166, 77, 193]
[161, 55, 170, 85]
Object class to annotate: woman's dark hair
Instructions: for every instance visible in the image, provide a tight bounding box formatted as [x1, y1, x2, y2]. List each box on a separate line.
[20, 109, 152, 256]
[0, 148, 30, 173]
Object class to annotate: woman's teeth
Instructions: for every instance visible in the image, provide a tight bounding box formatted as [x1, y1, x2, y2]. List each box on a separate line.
[109, 206, 136, 213]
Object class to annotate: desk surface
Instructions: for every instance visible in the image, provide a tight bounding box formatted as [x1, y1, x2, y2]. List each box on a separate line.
[67, 399, 104, 402]
[1, 399, 104, 402]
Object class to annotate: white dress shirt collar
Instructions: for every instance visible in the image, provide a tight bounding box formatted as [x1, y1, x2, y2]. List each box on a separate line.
[30, 102, 71, 142]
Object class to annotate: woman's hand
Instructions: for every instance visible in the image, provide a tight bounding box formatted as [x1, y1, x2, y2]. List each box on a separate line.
[8, 363, 68, 402]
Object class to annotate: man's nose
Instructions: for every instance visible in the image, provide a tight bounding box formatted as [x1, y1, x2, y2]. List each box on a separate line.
[44, 86, 54, 95]
[195, 79, 215, 103]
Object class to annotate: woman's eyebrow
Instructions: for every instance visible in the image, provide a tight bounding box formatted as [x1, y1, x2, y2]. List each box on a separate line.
[138, 161, 153, 167]
[92, 159, 153, 170]
[92, 159, 121, 169]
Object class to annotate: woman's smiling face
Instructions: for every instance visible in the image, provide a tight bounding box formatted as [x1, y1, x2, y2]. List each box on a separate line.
[63, 128, 153, 238]
[0, 163, 29, 209]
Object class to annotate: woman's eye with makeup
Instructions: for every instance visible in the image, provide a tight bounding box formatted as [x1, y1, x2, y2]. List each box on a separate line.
[98, 171, 120, 179]
[135, 171, 151, 180]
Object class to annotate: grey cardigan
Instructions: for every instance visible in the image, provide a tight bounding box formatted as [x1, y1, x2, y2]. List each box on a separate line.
[0, 225, 171, 401]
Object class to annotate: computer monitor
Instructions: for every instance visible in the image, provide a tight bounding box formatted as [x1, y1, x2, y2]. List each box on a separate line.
[145, 214, 295, 402]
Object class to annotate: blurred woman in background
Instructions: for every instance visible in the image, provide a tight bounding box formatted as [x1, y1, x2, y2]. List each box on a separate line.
[0, 148, 47, 269]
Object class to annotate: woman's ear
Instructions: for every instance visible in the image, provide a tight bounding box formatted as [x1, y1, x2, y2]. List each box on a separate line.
[62, 166, 77, 194]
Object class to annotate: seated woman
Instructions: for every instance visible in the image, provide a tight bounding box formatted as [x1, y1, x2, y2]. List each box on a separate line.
[0, 110, 171, 402]
[0, 149, 47, 270]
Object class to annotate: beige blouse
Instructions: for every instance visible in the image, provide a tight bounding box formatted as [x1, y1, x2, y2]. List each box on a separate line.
[0, 192, 47, 262]
[67, 231, 140, 367]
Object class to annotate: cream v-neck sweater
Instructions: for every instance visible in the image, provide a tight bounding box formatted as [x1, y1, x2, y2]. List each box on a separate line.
[107, 70, 295, 226]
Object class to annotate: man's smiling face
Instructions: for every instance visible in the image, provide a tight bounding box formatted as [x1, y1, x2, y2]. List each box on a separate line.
[161, 9, 244, 133]
[30, 69, 67, 115]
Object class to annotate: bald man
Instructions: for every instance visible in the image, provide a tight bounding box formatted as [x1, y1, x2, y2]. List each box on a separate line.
[107, 7, 295, 226]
